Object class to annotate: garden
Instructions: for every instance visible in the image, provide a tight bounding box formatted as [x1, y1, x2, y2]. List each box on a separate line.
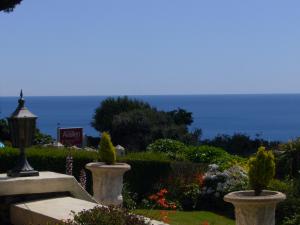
[1, 136, 300, 225]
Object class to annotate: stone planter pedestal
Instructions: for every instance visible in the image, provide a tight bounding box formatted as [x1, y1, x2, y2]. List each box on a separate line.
[86, 162, 130, 206]
[224, 190, 286, 225]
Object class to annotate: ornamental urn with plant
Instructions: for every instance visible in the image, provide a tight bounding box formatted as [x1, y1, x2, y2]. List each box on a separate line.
[224, 146, 285, 225]
[86, 132, 130, 205]
[248, 146, 275, 196]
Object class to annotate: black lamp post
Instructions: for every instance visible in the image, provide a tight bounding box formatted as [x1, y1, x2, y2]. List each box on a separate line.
[7, 90, 39, 177]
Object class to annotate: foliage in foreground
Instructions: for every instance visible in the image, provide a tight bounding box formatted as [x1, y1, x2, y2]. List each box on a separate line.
[58, 206, 150, 225]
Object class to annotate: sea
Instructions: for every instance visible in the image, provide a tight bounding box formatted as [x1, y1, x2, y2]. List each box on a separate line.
[1, 94, 300, 142]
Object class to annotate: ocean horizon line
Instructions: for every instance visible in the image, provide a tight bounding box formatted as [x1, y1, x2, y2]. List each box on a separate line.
[2, 93, 300, 98]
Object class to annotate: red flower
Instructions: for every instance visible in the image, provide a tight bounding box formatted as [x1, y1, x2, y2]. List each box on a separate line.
[148, 188, 177, 210]
[148, 194, 158, 201]
[195, 173, 204, 186]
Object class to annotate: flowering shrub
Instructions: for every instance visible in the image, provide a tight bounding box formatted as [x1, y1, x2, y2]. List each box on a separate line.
[148, 189, 177, 210]
[144, 188, 177, 224]
[160, 162, 205, 210]
[66, 154, 73, 175]
[79, 169, 87, 190]
[59, 206, 150, 225]
[202, 164, 248, 198]
[122, 183, 138, 210]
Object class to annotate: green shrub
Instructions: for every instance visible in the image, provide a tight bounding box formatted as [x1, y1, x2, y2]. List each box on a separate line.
[267, 179, 293, 195]
[248, 146, 275, 195]
[120, 158, 172, 200]
[99, 132, 116, 164]
[0, 147, 210, 206]
[182, 145, 245, 170]
[0, 146, 97, 193]
[0, 147, 175, 200]
[122, 183, 138, 210]
[59, 205, 150, 225]
[146, 139, 188, 161]
[120, 151, 170, 162]
[276, 197, 300, 225]
[281, 214, 300, 225]
[276, 138, 300, 178]
[184, 145, 229, 163]
[147, 138, 187, 153]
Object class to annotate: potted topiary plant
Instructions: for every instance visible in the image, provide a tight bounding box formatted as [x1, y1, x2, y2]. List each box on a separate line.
[86, 132, 131, 206]
[224, 146, 286, 225]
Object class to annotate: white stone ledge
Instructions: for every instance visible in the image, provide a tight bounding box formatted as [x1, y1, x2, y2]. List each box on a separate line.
[0, 171, 96, 203]
[10, 197, 168, 225]
[10, 197, 98, 225]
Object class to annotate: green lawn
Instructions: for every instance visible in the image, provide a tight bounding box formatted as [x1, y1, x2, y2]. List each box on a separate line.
[134, 209, 235, 225]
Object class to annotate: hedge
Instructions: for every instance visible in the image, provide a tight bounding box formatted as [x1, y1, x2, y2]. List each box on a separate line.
[0, 147, 206, 199]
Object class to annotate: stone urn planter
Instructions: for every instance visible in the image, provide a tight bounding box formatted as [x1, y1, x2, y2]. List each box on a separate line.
[224, 190, 286, 225]
[86, 162, 131, 206]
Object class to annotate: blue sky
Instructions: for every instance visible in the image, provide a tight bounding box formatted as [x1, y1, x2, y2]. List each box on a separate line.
[1, 0, 300, 96]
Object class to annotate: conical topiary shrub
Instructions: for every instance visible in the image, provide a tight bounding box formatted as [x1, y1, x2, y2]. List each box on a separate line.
[99, 132, 116, 165]
[248, 146, 275, 196]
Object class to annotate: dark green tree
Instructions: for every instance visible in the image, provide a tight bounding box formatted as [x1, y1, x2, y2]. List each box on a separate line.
[202, 133, 278, 156]
[0, 119, 10, 141]
[33, 128, 53, 145]
[92, 97, 201, 150]
[0, 118, 53, 145]
[91, 96, 151, 132]
[167, 108, 193, 126]
[0, 0, 22, 13]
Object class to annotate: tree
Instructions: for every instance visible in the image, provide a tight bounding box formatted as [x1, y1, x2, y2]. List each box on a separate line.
[33, 128, 53, 145]
[110, 109, 153, 150]
[92, 97, 201, 150]
[91, 96, 151, 132]
[0, 118, 53, 145]
[0, 119, 10, 141]
[167, 108, 193, 126]
[0, 0, 22, 13]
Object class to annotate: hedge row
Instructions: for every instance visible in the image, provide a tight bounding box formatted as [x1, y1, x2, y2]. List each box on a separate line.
[0, 147, 206, 199]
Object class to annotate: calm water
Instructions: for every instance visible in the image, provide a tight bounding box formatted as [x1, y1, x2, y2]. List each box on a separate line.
[1, 94, 300, 141]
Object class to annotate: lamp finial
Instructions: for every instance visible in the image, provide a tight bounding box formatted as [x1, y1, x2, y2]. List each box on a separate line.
[18, 89, 25, 107]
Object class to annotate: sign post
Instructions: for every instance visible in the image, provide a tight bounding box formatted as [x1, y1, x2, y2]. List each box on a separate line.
[58, 127, 83, 147]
